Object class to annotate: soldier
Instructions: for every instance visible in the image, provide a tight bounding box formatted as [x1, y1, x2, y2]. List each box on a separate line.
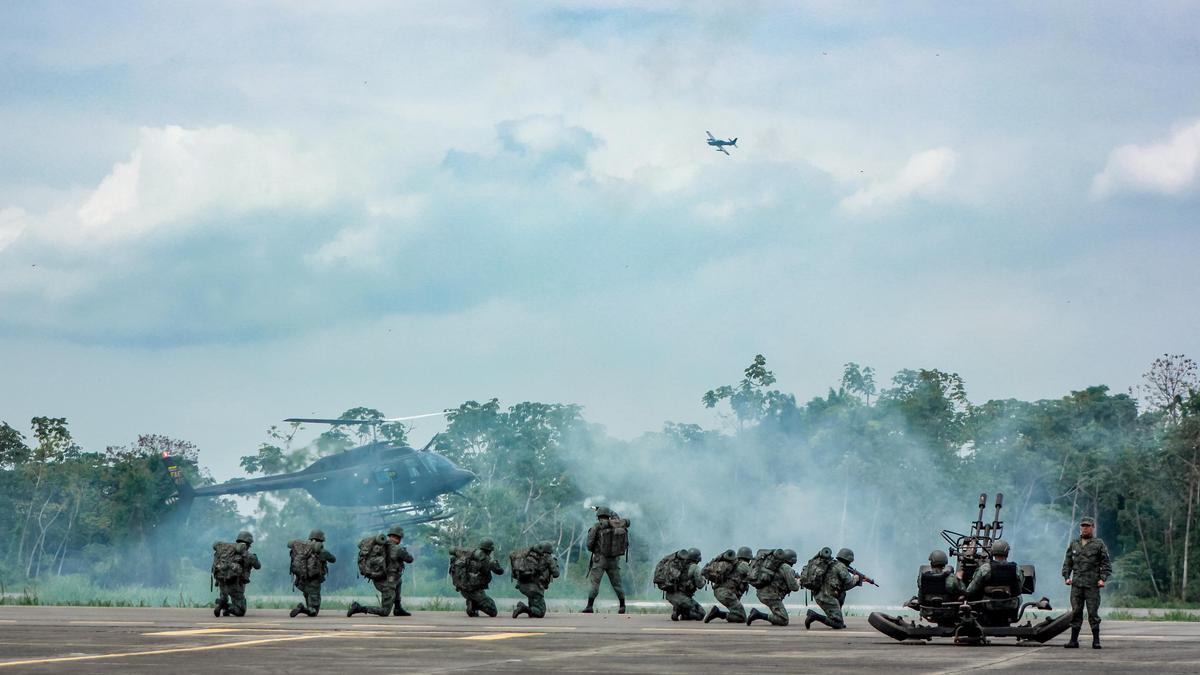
[1062, 516, 1111, 649]
[212, 531, 261, 617]
[805, 548, 861, 630]
[583, 507, 629, 614]
[964, 539, 1024, 616]
[288, 529, 337, 618]
[747, 549, 799, 626]
[347, 525, 414, 618]
[919, 549, 966, 602]
[704, 547, 752, 623]
[512, 541, 560, 619]
[662, 548, 705, 621]
[454, 538, 505, 617]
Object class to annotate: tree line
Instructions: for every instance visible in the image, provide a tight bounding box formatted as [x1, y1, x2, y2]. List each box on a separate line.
[1, 354, 1197, 603]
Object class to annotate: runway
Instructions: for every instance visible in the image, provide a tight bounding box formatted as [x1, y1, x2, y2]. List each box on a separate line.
[0, 606, 1197, 673]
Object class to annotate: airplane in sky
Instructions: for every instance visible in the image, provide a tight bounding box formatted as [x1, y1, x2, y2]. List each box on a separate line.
[706, 131, 737, 155]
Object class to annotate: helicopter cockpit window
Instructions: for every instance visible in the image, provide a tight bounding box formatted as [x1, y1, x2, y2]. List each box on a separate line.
[407, 463, 422, 480]
[419, 456, 438, 473]
[373, 467, 398, 485]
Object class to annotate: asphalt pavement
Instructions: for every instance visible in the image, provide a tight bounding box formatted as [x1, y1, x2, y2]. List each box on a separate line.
[0, 605, 1197, 673]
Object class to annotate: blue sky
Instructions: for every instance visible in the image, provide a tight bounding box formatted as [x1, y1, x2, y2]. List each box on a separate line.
[1, 1, 1198, 477]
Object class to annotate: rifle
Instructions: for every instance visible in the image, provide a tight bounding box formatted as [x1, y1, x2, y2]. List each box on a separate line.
[848, 566, 879, 587]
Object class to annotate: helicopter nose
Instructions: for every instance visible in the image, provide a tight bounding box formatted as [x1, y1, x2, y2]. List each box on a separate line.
[450, 468, 475, 490]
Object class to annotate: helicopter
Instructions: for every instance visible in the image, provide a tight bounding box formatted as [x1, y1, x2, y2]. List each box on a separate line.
[163, 413, 475, 527]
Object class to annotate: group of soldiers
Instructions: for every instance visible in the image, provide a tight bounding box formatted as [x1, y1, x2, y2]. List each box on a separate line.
[209, 509, 1112, 647]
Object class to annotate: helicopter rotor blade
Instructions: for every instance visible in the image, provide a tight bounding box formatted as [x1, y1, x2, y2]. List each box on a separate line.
[284, 411, 449, 426]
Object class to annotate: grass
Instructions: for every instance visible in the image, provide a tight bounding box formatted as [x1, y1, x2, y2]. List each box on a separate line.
[1107, 609, 1200, 622]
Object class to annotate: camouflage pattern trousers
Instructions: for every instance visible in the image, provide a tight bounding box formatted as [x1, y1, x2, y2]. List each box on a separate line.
[461, 588, 498, 617]
[216, 581, 247, 617]
[713, 584, 747, 623]
[587, 556, 625, 601]
[813, 592, 846, 628]
[516, 581, 548, 618]
[295, 578, 324, 615]
[665, 591, 704, 620]
[1070, 584, 1102, 629]
[361, 577, 405, 617]
[754, 588, 791, 626]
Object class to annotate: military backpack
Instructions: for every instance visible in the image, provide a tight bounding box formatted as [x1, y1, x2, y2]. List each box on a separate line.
[289, 540, 325, 580]
[653, 552, 691, 592]
[798, 547, 833, 592]
[357, 535, 389, 581]
[749, 548, 785, 589]
[509, 547, 540, 582]
[701, 550, 737, 586]
[212, 541, 245, 583]
[597, 517, 630, 558]
[448, 547, 475, 591]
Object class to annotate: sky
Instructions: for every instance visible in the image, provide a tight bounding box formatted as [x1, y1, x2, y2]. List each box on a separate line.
[1, 1, 1198, 479]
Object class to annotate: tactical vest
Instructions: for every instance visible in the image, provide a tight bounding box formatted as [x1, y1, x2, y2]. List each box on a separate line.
[983, 561, 1020, 598]
[920, 570, 950, 599]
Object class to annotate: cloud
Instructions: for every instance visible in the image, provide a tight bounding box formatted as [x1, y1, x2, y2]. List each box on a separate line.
[838, 147, 958, 215]
[1091, 120, 1200, 198]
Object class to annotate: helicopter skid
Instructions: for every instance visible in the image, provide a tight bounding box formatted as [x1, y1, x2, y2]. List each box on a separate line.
[868, 611, 1073, 644]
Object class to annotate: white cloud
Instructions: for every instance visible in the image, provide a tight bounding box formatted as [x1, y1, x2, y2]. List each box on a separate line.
[0, 207, 27, 252]
[64, 125, 339, 245]
[1091, 120, 1200, 198]
[304, 225, 383, 269]
[838, 147, 959, 215]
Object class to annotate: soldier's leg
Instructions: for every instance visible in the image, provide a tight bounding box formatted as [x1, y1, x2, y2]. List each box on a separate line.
[215, 583, 231, 616]
[607, 566, 626, 611]
[820, 597, 845, 628]
[475, 591, 498, 617]
[715, 586, 745, 623]
[391, 578, 410, 616]
[1069, 584, 1085, 629]
[764, 596, 790, 626]
[356, 579, 394, 616]
[585, 564, 604, 603]
[1086, 587, 1101, 628]
[460, 590, 477, 616]
[528, 588, 547, 618]
[304, 581, 322, 616]
[228, 582, 248, 617]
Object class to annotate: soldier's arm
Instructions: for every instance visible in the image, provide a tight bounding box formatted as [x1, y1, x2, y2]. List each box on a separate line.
[249, 553, 262, 570]
[586, 526, 598, 552]
[400, 546, 414, 564]
[783, 564, 800, 592]
[965, 565, 985, 596]
[1061, 544, 1073, 580]
[491, 559, 504, 574]
[323, 550, 337, 563]
[550, 558, 561, 578]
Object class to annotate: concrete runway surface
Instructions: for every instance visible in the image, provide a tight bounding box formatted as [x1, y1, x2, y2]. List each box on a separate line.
[0, 606, 1197, 673]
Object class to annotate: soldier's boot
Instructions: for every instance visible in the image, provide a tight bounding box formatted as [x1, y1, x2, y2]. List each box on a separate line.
[346, 601, 363, 618]
[581, 599, 595, 614]
[746, 608, 768, 626]
[804, 609, 827, 630]
[305, 607, 319, 617]
[1063, 626, 1080, 648]
[393, 605, 411, 617]
[466, 600, 479, 618]
[289, 603, 306, 618]
[618, 596, 626, 614]
[670, 610, 679, 621]
[704, 606, 726, 623]
[512, 602, 528, 619]
[481, 604, 498, 618]
[213, 598, 227, 618]
[1091, 626, 1101, 649]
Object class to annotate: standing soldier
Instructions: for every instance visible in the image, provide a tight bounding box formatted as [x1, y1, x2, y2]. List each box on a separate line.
[451, 538, 505, 617]
[347, 525, 414, 618]
[512, 541, 560, 618]
[805, 548, 862, 630]
[1062, 516, 1111, 649]
[211, 531, 261, 617]
[703, 547, 753, 623]
[288, 529, 337, 617]
[747, 549, 800, 626]
[583, 507, 629, 614]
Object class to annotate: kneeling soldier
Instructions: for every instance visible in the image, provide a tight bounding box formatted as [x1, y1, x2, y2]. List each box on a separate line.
[288, 529, 336, 617]
[512, 541, 560, 618]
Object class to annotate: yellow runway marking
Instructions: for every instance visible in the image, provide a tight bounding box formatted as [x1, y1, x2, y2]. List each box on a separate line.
[478, 625, 576, 631]
[0, 633, 329, 668]
[641, 627, 773, 634]
[457, 632, 544, 641]
[350, 624, 437, 629]
[67, 621, 154, 625]
[144, 628, 241, 636]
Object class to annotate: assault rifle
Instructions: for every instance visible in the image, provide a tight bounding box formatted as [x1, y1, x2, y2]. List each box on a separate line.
[848, 566, 879, 587]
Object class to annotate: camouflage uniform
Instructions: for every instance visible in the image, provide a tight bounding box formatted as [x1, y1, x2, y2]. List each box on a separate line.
[705, 547, 752, 623]
[1062, 517, 1111, 648]
[748, 550, 800, 626]
[514, 542, 559, 619]
[583, 508, 627, 613]
[965, 560, 1025, 613]
[664, 549, 705, 621]
[460, 540, 504, 617]
[806, 549, 861, 630]
[290, 529, 337, 617]
[215, 532, 261, 617]
[351, 527, 414, 618]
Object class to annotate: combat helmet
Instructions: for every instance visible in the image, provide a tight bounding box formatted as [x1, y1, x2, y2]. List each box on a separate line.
[536, 541, 554, 554]
[736, 546, 753, 560]
[836, 547, 854, 564]
[991, 539, 1010, 557]
[928, 549, 948, 566]
[687, 547, 702, 563]
[782, 548, 798, 565]
[479, 538, 495, 552]
[388, 525, 405, 539]
[309, 529, 326, 542]
[595, 506, 614, 518]
[236, 531, 254, 545]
